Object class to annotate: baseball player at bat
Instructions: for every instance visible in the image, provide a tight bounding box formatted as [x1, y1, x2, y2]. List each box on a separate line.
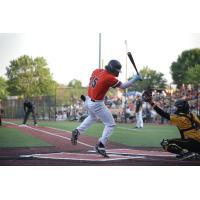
[71, 60, 142, 157]
[142, 90, 200, 161]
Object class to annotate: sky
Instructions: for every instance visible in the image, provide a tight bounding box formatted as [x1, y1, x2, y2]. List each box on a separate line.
[0, 0, 200, 87]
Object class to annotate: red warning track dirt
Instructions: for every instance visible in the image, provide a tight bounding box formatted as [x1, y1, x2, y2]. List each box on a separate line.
[0, 124, 200, 166]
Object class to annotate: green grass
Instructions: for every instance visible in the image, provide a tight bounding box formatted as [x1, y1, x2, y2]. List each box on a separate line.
[0, 127, 52, 148]
[36, 121, 180, 147]
[3, 120, 180, 148]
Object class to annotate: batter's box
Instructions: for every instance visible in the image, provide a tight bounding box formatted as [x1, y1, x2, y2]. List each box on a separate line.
[20, 152, 144, 161]
[88, 149, 176, 157]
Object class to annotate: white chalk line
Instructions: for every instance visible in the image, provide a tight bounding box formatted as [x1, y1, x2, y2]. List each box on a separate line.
[4, 121, 93, 148]
[88, 149, 175, 157]
[117, 126, 142, 132]
[20, 152, 144, 161]
[3, 121, 150, 162]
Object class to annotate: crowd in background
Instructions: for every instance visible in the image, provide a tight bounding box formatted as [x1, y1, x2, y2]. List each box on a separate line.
[1, 83, 199, 124]
[55, 83, 200, 124]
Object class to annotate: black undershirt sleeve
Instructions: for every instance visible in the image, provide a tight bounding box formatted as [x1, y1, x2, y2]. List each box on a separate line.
[153, 105, 170, 120]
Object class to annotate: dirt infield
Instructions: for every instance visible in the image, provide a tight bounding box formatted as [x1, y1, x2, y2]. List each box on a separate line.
[1, 124, 200, 166]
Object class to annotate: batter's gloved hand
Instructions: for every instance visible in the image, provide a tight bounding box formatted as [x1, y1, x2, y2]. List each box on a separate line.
[142, 90, 153, 103]
[132, 74, 143, 83]
[80, 95, 86, 102]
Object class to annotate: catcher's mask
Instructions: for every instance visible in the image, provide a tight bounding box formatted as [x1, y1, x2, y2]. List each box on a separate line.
[174, 99, 189, 114]
[105, 60, 122, 77]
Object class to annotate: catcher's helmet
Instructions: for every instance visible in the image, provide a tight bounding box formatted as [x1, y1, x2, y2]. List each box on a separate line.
[174, 99, 190, 114]
[105, 60, 122, 77]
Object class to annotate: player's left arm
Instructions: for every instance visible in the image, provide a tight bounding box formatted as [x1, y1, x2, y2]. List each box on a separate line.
[118, 74, 142, 89]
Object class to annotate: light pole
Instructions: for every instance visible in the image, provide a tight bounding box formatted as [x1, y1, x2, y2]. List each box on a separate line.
[197, 83, 200, 115]
[169, 83, 172, 114]
[124, 40, 128, 123]
[55, 84, 57, 121]
[99, 33, 102, 69]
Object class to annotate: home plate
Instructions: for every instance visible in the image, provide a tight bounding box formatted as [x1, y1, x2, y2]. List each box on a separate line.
[20, 152, 144, 161]
[88, 149, 176, 157]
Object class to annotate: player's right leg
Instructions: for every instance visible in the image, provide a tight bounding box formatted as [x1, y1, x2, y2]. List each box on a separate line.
[71, 99, 97, 145]
[71, 129, 80, 145]
[20, 111, 30, 126]
[71, 115, 97, 145]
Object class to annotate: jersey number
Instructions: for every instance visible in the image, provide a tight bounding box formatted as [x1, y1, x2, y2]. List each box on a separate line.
[90, 76, 98, 88]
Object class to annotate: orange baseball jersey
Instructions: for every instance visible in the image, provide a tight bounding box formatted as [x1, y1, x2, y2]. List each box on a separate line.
[88, 69, 121, 100]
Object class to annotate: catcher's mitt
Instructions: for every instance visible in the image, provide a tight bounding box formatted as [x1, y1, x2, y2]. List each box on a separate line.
[142, 90, 153, 103]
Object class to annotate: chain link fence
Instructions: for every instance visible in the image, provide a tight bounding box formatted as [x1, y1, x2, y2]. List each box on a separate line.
[2, 96, 56, 120]
[1, 86, 87, 121]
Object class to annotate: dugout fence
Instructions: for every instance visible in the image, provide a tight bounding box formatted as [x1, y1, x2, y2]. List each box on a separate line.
[2, 96, 56, 120]
[1, 86, 87, 121]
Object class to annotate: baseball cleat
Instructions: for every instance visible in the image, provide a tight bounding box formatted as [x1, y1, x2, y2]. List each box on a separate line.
[177, 152, 197, 161]
[95, 142, 109, 158]
[71, 129, 80, 145]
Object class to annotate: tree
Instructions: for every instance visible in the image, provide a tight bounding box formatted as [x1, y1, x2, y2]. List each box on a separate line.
[0, 76, 8, 99]
[185, 64, 200, 87]
[170, 48, 200, 88]
[33, 57, 57, 96]
[6, 55, 56, 97]
[68, 79, 82, 88]
[67, 79, 86, 104]
[55, 81, 87, 105]
[127, 66, 167, 92]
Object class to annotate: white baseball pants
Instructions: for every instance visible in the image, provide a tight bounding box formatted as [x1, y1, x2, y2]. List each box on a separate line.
[136, 110, 143, 128]
[77, 96, 116, 146]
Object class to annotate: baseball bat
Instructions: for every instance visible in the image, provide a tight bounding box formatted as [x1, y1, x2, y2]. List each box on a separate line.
[127, 52, 140, 75]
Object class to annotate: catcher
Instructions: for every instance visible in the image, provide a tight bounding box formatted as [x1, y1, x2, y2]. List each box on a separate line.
[142, 89, 200, 161]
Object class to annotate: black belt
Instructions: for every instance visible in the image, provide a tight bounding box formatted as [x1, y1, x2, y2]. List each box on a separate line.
[89, 98, 103, 102]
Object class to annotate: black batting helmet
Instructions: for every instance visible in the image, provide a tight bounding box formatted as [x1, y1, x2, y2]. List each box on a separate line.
[105, 60, 122, 77]
[174, 99, 190, 114]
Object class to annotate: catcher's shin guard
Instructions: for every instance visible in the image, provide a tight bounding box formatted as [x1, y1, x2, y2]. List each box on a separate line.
[167, 144, 184, 154]
[161, 139, 183, 154]
[160, 139, 169, 150]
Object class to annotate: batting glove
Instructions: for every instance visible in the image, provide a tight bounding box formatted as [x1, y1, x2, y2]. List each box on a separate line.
[132, 74, 143, 83]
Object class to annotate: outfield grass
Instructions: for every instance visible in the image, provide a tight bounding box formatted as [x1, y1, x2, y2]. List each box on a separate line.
[4, 120, 180, 148]
[0, 127, 52, 148]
